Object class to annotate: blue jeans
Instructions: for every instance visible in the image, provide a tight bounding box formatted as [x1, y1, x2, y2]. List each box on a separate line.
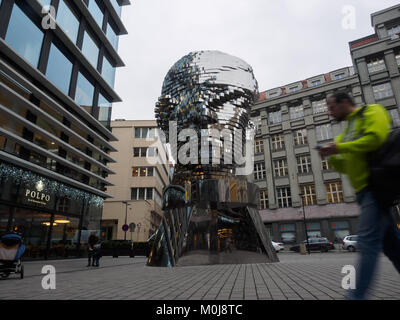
[348, 189, 400, 300]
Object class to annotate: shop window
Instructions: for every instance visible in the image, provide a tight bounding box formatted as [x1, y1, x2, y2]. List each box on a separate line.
[280, 224, 296, 243]
[306, 222, 321, 238]
[331, 221, 350, 242]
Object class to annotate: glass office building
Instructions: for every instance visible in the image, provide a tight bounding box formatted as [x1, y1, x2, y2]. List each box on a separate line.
[0, 0, 129, 259]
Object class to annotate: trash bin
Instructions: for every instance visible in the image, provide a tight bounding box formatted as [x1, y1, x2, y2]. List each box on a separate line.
[299, 243, 306, 255]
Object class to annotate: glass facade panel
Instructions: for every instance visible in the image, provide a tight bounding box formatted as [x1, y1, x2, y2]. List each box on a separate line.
[10, 208, 51, 259]
[5, 4, 44, 67]
[106, 23, 119, 50]
[102, 56, 116, 88]
[48, 214, 80, 258]
[56, 0, 80, 44]
[75, 72, 94, 112]
[82, 31, 99, 69]
[39, 0, 51, 8]
[46, 43, 73, 95]
[110, 0, 122, 17]
[88, 0, 104, 28]
[98, 93, 112, 127]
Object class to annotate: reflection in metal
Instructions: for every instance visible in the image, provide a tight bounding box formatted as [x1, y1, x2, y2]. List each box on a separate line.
[148, 51, 279, 266]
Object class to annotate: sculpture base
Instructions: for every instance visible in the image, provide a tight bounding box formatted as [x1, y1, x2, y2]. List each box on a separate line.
[147, 179, 279, 267]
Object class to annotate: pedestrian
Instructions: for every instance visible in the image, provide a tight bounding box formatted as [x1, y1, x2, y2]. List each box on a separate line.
[225, 237, 232, 253]
[318, 92, 400, 300]
[87, 232, 99, 267]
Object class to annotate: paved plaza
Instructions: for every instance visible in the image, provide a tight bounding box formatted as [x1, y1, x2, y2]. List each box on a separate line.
[0, 252, 399, 300]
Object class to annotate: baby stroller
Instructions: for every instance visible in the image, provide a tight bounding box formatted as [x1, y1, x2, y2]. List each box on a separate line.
[0, 233, 25, 279]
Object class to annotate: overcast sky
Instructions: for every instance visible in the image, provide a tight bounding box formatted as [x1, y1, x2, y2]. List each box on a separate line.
[112, 0, 400, 121]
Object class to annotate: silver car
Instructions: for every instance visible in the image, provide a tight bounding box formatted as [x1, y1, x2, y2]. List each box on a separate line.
[342, 235, 358, 252]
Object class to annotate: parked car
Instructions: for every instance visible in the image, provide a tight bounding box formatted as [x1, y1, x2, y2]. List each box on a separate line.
[290, 237, 335, 252]
[271, 241, 285, 252]
[342, 235, 358, 252]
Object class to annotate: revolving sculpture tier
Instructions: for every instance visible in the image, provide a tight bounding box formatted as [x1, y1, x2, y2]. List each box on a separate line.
[148, 51, 279, 266]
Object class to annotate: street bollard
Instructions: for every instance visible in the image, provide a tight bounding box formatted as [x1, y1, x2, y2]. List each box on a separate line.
[299, 243, 306, 255]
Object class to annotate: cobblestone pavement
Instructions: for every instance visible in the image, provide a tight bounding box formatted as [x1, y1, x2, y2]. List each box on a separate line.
[0, 252, 399, 300]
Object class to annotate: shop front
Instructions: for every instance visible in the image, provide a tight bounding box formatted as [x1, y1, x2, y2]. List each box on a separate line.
[0, 162, 103, 259]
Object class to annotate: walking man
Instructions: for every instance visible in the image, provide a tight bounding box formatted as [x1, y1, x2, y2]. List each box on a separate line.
[318, 92, 400, 300]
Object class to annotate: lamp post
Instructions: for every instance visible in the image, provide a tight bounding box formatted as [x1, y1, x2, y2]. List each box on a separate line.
[122, 201, 131, 240]
[299, 193, 311, 255]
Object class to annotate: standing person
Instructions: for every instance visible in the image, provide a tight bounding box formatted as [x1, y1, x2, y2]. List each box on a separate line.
[87, 232, 99, 267]
[318, 92, 400, 300]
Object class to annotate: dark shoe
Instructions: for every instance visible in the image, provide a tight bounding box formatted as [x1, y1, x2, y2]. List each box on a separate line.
[86, 264, 90, 267]
[95, 264, 99, 267]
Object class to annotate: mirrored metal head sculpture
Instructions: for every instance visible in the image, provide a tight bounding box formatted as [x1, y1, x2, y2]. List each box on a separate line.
[155, 50, 258, 132]
[155, 51, 259, 180]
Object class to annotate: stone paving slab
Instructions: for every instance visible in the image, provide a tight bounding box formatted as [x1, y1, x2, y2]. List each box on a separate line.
[0, 253, 399, 300]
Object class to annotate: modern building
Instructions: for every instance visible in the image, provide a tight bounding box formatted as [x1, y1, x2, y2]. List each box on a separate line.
[0, 0, 129, 259]
[102, 120, 169, 242]
[250, 4, 400, 245]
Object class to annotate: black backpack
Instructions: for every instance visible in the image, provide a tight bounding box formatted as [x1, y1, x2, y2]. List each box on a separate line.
[360, 105, 400, 208]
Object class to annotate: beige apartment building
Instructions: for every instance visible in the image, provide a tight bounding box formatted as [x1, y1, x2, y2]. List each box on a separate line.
[101, 120, 169, 242]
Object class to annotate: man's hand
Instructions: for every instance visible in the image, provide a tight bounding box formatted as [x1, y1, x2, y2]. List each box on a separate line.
[318, 142, 339, 157]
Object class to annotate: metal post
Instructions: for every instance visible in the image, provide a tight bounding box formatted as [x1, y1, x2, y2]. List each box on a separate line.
[122, 201, 128, 241]
[300, 194, 311, 255]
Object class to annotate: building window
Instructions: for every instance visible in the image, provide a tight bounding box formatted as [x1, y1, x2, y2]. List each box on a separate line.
[269, 92, 278, 98]
[367, 58, 386, 73]
[82, 31, 99, 69]
[300, 185, 317, 206]
[388, 25, 400, 40]
[271, 134, 285, 151]
[316, 124, 332, 142]
[389, 109, 400, 128]
[294, 129, 308, 146]
[373, 82, 393, 100]
[321, 159, 331, 171]
[312, 99, 328, 114]
[75, 72, 94, 110]
[102, 55, 116, 88]
[311, 80, 321, 87]
[254, 162, 266, 180]
[297, 155, 312, 174]
[326, 182, 344, 203]
[132, 167, 154, 177]
[396, 53, 400, 66]
[254, 139, 264, 154]
[88, 0, 104, 28]
[5, 4, 44, 67]
[273, 159, 288, 177]
[289, 86, 300, 93]
[134, 127, 154, 138]
[290, 105, 304, 120]
[131, 188, 154, 200]
[46, 43, 73, 95]
[268, 110, 282, 125]
[277, 187, 292, 208]
[280, 223, 295, 243]
[260, 190, 268, 210]
[56, 0, 79, 43]
[334, 73, 346, 80]
[133, 147, 147, 157]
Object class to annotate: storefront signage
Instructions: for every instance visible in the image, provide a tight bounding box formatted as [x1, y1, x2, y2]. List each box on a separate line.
[25, 180, 51, 206]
